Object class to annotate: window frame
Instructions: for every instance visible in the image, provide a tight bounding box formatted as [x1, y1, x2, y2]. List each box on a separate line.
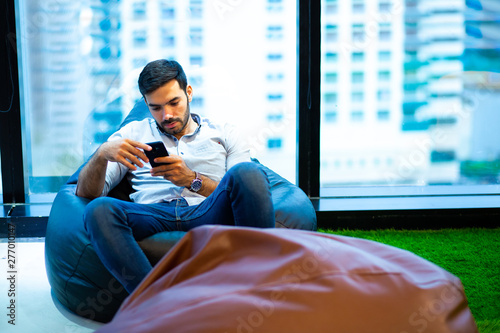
[0, 0, 25, 204]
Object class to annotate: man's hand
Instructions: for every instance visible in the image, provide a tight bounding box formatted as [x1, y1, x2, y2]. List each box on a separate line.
[150, 155, 194, 187]
[76, 139, 152, 199]
[98, 139, 152, 171]
[150, 155, 219, 197]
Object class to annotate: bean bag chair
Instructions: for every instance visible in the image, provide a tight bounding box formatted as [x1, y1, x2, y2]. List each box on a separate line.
[95, 225, 478, 333]
[45, 99, 317, 322]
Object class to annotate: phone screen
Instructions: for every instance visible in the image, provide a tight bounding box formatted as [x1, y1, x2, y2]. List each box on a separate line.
[145, 141, 169, 167]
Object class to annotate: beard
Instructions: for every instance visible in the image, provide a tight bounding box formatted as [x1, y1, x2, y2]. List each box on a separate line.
[159, 102, 191, 136]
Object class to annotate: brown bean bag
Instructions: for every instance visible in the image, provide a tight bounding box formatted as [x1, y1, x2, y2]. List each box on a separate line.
[95, 226, 477, 333]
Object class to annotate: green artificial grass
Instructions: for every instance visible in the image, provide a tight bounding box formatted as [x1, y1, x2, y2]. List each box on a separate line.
[319, 228, 500, 333]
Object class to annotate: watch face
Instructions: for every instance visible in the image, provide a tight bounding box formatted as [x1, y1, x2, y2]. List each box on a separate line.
[191, 179, 202, 192]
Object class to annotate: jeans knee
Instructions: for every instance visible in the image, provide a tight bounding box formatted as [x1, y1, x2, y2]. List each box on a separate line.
[84, 197, 117, 233]
[229, 162, 266, 181]
[228, 162, 269, 193]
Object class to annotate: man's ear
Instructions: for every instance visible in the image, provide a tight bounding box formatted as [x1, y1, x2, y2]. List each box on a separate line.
[186, 85, 193, 103]
[143, 95, 148, 106]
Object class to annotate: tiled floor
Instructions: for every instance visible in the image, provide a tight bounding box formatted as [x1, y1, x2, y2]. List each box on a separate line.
[0, 239, 104, 333]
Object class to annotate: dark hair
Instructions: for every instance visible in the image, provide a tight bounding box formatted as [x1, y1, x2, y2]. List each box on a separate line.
[138, 59, 188, 96]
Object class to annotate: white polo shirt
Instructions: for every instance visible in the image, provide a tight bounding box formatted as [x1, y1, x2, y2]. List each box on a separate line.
[102, 114, 251, 205]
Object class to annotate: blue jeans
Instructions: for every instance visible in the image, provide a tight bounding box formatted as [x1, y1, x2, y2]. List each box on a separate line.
[83, 162, 274, 293]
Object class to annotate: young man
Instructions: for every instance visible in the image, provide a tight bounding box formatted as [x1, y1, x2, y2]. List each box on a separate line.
[76, 60, 274, 293]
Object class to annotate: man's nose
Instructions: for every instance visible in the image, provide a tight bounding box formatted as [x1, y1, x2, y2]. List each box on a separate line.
[162, 109, 174, 120]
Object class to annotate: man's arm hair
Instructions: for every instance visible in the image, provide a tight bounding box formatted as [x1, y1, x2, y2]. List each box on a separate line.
[76, 139, 151, 200]
[75, 150, 109, 200]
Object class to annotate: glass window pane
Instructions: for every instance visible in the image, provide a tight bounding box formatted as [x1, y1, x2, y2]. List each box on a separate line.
[321, 0, 500, 189]
[17, 0, 297, 200]
[352, 0, 365, 14]
[352, 52, 364, 62]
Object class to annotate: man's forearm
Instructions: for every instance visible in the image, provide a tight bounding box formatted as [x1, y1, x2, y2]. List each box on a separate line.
[195, 174, 218, 198]
[75, 151, 109, 199]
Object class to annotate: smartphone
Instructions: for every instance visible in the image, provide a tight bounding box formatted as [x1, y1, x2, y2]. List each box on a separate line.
[145, 141, 169, 167]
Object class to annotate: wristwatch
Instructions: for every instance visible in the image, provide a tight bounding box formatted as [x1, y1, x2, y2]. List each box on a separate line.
[189, 171, 203, 192]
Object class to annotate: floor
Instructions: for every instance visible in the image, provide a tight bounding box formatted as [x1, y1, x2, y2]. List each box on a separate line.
[0, 239, 105, 333]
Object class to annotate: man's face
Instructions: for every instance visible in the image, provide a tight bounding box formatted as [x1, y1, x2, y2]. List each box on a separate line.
[144, 79, 193, 138]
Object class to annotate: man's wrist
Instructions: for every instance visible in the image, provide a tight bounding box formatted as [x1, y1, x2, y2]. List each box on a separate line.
[95, 144, 111, 162]
[188, 171, 203, 192]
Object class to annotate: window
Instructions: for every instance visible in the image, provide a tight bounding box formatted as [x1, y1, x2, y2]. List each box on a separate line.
[324, 111, 338, 123]
[133, 2, 147, 19]
[352, 72, 364, 84]
[351, 91, 364, 102]
[321, 0, 500, 191]
[351, 111, 364, 122]
[267, 113, 284, 122]
[191, 97, 204, 108]
[352, 0, 365, 13]
[325, 24, 338, 42]
[189, 55, 203, 66]
[431, 150, 456, 163]
[352, 24, 365, 42]
[4, 0, 500, 212]
[378, 50, 391, 61]
[325, 52, 338, 63]
[133, 30, 147, 47]
[352, 52, 364, 62]
[14, 0, 297, 202]
[267, 94, 284, 102]
[160, 1, 175, 19]
[378, 70, 391, 81]
[161, 27, 176, 47]
[325, 0, 338, 14]
[189, 0, 203, 19]
[267, 138, 283, 149]
[379, 23, 392, 41]
[325, 72, 338, 83]
[267, 53, 283, 61]
[377, 110, 390, 121]
[267, 0, 283, 12]
[189, 27, 203, 47]
[190, 75, 203, 87]
[266, 72, 284, 82]
[267, 25, 283, 40]
[379, 1, 392, 13]
[324, 92, 338, 104]
[377, 89, 390, 101]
